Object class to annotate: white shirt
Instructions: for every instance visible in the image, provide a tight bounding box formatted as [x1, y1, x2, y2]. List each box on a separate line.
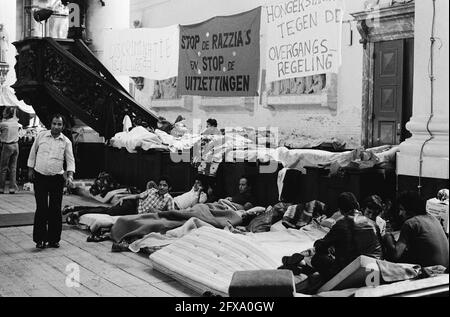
[173, 187, 207, 209]
[123, 115, 132, 132]
[376, 216, 387, 236]
[27, 130, 76, 176]
[0, 118, 22, 143]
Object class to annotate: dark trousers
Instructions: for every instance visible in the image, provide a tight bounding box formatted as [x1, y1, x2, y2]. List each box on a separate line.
[33, 172, 64, 244]
[75, 199, 138, 217]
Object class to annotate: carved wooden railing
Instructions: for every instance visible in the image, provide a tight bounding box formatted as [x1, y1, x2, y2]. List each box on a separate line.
[12, 37, 158, 139]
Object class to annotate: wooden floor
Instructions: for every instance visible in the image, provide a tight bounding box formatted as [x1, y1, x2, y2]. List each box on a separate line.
[0, 190, 107, 215]
[0, 190, 199, 297]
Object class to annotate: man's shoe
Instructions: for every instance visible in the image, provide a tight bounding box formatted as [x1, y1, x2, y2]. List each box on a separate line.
[47, 242, 60, 248]
[36, 242, 46, 249]
[111, 241, 130, 252]
[62, 205, 75, 215]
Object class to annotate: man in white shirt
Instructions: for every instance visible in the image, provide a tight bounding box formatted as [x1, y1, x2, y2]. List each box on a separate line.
[27, 114, 75, 249]
[173, 178, 207, 210]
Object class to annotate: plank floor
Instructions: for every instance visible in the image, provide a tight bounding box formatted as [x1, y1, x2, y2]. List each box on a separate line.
[0, 190, 108, 215]
[0, 190, 199, 297]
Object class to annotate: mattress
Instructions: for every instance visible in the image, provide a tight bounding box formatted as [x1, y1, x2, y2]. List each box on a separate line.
[149, 227, 279, 296]
[149, 223, 328, 296]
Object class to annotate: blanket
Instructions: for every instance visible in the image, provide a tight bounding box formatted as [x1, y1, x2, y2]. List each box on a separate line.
[128, 217, 214, 253]
[110, 126, 169, 153]
[110, 202, 243, 243]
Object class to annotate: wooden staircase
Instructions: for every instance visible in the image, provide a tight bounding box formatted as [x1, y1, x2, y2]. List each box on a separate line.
[12, 37, 158, 140]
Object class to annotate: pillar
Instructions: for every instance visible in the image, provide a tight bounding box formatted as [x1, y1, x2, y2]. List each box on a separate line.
[397, 0, 449, 196]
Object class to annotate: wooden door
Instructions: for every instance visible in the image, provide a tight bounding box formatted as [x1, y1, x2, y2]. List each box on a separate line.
[373, 40, 404, 146]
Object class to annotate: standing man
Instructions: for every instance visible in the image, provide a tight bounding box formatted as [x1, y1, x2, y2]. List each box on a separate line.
[0, 107, 22, 194]
[28, 114, 75, 249]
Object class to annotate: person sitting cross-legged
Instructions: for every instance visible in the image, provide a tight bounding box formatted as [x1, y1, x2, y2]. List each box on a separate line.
[311, 192, 383, 283]
[383, 191, 449, 268]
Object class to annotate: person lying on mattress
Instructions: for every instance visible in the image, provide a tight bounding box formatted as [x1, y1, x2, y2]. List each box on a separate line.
[63, 176, 174, 224]
[310, 192, 383, 283]
[108, 176, 256, 252]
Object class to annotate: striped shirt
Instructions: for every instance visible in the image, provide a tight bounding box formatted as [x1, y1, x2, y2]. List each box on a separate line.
[27, 130, 76, 176]
[137, 188, 174, 214]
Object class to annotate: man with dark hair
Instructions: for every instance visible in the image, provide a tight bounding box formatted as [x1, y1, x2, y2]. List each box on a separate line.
[362, 195, 387, 236]
[28, 114, 75, 249]
[202, 118, 221, 135]
[383, 191, 449, 268]
[64, 176, 175, 222]
[311, 192, 383, 281]
[225, 176, 255, 211]
[206, 118, 217, 127]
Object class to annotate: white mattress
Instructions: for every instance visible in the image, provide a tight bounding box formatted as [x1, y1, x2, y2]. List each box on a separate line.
[149, 227, 279, 296]
[149, 224, 328, 296]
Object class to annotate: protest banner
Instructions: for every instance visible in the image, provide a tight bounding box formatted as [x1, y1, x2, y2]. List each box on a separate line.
[103, 25, 179, 80]
[177, 7, 261, 97]
[265, 0, 344, 82]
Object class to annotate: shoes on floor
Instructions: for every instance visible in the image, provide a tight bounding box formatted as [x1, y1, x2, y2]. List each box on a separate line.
[36, 241, 46, 249]
[111, 241, 130, 253]
[47, 242, 60, 248]
[62, 205, 75, 215]
[9, 192, 15, 194]
[87, 234, 109, 243]
[66, 212, 79, 225]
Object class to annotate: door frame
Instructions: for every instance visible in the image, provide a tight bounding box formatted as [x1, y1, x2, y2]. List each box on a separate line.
[352, 3, 415, 148]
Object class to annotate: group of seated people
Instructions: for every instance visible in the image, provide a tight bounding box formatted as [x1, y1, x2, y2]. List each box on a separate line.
[306, 191, 449, 285]
[63, 175, 449, 286]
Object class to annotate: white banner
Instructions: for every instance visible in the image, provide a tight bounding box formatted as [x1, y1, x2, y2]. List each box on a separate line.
[264, 0, 344, 83]
[103, 25, 179, 80]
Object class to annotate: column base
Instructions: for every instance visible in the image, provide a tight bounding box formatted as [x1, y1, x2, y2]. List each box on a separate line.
[397, 175, 450, 200]
[397, 153, 449, 180]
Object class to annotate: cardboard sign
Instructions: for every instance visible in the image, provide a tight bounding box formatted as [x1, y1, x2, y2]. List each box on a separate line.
[265, 0, 344, 82]
[103, 25, 179, 80]
[177, 7, 262, 97]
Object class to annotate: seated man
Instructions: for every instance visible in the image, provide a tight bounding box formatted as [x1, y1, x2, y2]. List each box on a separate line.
[224, 176, 256, 211]
[65, 176, 174, 223]
[383, 191, 449, 268]
[201, 118, 221, 136]
[362, 195, 387, 236]
[311, 192, 383, 282]
[173, 177, 207, 209]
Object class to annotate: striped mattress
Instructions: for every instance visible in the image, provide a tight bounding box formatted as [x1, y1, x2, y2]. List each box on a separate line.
[149, 227, 280, 296]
